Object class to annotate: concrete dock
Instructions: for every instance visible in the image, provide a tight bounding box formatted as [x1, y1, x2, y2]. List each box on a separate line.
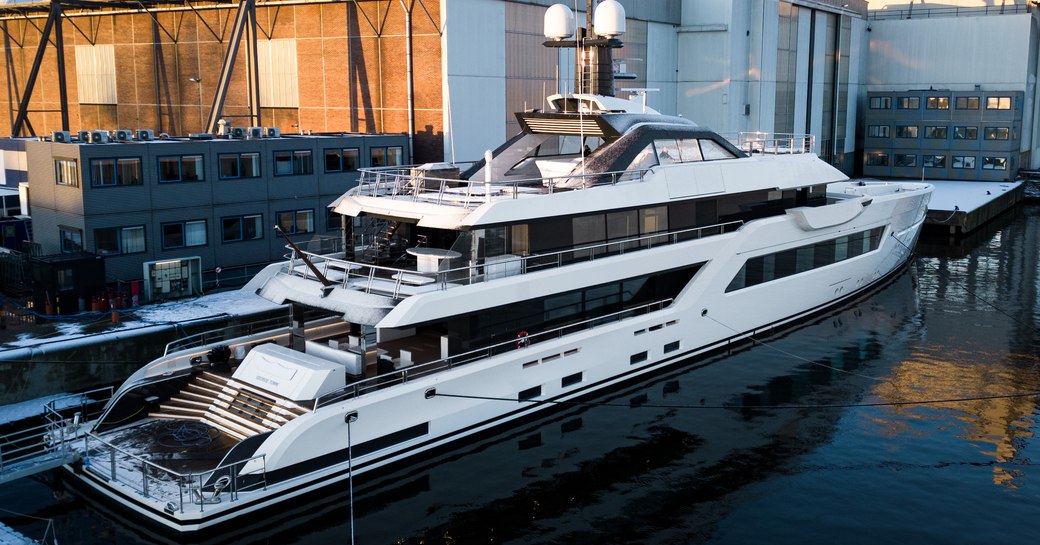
[924, 180, 1024, 234]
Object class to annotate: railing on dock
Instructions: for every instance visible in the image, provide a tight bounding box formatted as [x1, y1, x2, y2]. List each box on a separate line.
[0, 387, 111, 484]
[314, 298, 675, 408]
[288, 220, 744, 300]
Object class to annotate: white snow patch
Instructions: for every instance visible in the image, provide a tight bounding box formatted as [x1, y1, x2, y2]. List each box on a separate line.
[926, 180, 1021, 213]
[0, 392, 86, 425]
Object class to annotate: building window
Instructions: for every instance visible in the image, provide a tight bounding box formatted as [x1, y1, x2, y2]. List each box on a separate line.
[274, 150, 314, 176]
[370, 146, 404, 167]
[326, 207, 341, 231]
[276, 209, 315, 234]
[866, 152, 889, 166]
[95, 226, 145, 256]
[867, 125, 890, 138]
[984, 127, 1010, 140]
[953, 126, 978, 140]
[869, 96, 891, 109]
[982, 156, 1008, 170]
[894, 154, 917, 167]
[952, 156, 976, 169]
[221, 214, 264, 242]
[922, 155, 946, 168]
[895, 126, 918, 138]
[74, 44, 117, 104]
[986, 96, 1012, 110]
[923, 126, 948, 139]
[325, 148, 360, 172]
[219, 152, 261, 179]
[91, 157, 142, 187]
[956, 96, 979, 110]
[59, 226, 82, 253]
[257, 38, 299, 108]
[55, 159, 79, 187]
[926, 97, 949, 109]
[896, 97, 920, 109]
[161, 220, 207, 250]
[158, 155, 204, 183]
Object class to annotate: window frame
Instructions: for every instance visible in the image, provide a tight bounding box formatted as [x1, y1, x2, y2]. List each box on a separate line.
[94, 225, 146, 256]
[896, 97, 920, 109]
[158, 155, 205, 183]
[161, 219, 208, 250]
[324, 147, 360, 173]
[273, 149, 315, 177]
[90, 157, 143, 187]
[952, 156, 976, 170]
[981, 156, 1008, 170]
[59, 226, 83, 253]
[866, 152, 889, 166]
[923, 126, 948, 139]
[986, 96, 1012, 110]
[895, 125, 919, 139]
[55, 158, 79, 187]
[869, 96, 891, 109]
[275, 208, 315, 235]
[983, 127, 1010, 140]
[926, 96, 949, 110]
[866, 125, 890, 138]
[953, 126, 978, 140]
[955, 96, 979, 110]
[894, 154, 917, 168]
[221, 214, 264, 243]
[922, 155, 946, 168]
[218, 152, 262, 180]
[369, 146, 405, 168]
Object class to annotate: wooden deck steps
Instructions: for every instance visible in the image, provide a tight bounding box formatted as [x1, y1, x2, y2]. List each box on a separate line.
[149, 371, 311, 442]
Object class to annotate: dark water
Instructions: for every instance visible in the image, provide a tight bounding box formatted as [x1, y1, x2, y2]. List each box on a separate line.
[4, 205, 1040, 545]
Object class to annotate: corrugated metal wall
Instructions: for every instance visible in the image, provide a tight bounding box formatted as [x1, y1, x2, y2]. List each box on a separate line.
[74, 44, 117, 105]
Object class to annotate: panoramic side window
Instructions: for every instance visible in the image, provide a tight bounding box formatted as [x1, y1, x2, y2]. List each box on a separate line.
[700, 139, 736, 160]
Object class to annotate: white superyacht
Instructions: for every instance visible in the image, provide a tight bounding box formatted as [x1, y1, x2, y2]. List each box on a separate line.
[67, 2, 932, 533]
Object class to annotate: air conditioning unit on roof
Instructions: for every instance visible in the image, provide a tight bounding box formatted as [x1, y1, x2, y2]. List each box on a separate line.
[248, 127, 264, 139]
[52, 130, 71, 143]
[135, 129, 154, 141]
[89, 130, 109, 144]
[113, 129, 133, 141]
[77, 130, 90, 143]
[266, 127, 281, 138]
[230, 126, 246, 139]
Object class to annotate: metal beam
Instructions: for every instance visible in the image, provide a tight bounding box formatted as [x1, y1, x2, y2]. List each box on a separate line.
[11, 2, 58, 137]
[205, 0, 256, 133]
[53, 2, 68, 130]
[244, 4, 260, 127]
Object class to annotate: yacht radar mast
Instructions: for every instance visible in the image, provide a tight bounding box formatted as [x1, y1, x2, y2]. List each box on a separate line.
[543, 0, 626, 97]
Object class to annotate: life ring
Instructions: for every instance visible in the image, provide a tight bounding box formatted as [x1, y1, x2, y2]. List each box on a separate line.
[516, 330, 531, 349]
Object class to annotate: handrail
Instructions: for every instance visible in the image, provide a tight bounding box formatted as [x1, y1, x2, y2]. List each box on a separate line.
[867, 4, 1028, 20]
[725, 132, 815, 155]
[288, 220, 745, 300]
[314, 297, 674, 408]
[164, 315, 293, 355]
[354, 164, 651, 208]
[83, 431, 267, 515]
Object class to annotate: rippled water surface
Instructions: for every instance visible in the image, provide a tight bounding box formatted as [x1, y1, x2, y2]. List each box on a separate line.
[4, 205, 1040, 545]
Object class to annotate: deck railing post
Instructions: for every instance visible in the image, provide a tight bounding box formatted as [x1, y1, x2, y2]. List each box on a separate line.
[110, 448, 117, 482]
[142, 462, 149, 498]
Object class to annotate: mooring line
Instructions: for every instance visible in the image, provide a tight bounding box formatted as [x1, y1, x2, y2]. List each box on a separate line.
[432, 391, 1040, 410]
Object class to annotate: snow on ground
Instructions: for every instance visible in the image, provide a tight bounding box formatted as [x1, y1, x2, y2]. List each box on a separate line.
[1, 288, 284, 350]
[0, 392, 86, 425]
[925, 179, 1021, 213]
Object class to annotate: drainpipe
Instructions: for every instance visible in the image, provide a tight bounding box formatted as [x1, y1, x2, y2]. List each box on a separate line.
[400, 0, 415, 163]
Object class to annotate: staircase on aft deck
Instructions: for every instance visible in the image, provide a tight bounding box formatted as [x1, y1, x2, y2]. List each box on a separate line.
[151, 372, 311, 441]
